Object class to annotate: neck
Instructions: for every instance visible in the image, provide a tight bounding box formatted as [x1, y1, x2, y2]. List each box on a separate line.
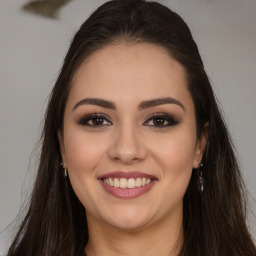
[85, 210, 183, 256]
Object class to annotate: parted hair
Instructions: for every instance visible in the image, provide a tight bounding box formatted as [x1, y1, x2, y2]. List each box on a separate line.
[8, 0, 256, 255]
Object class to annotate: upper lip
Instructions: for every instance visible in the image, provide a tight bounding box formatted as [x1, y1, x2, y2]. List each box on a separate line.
[98, 171, 157, 180]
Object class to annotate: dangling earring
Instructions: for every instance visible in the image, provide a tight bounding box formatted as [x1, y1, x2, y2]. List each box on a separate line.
[61, 162, 68, 177]
[64, 167, 68, 177]
[197, 162, 204, 192]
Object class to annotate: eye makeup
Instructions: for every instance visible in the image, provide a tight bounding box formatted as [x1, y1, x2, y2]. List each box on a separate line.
[76, 111, 180, 129]
[77, 112, 112, 127]
[143, 112, 179, 128]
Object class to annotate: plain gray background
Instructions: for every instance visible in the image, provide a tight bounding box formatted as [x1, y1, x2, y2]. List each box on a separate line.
[0, 0, 255, 253]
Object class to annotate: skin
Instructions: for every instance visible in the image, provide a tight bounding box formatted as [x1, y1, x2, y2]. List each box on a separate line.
[59, 42, 208, 256]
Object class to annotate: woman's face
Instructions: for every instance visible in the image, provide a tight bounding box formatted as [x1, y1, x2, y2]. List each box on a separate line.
[59, 42, 207, 230]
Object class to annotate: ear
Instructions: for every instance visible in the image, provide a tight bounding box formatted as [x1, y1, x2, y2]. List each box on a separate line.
[193, 122, 209, 168]
[57, 130, 66, 164]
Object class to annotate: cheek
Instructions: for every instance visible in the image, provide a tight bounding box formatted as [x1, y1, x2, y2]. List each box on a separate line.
[63, 127, 108, 195]
[64, 128, 107, 173]
[150, 128, 197, 171]
[63, 128, 110, 210]
[148, 127, 196, 200]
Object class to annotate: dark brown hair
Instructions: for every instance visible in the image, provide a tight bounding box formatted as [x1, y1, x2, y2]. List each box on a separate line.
[8, 0, 256, 255]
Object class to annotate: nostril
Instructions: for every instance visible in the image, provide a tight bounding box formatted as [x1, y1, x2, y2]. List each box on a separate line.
[107, 133, 148, 164]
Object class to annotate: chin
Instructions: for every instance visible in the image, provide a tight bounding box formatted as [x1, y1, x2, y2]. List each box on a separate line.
[102, 207, 153, 231]
[108, 218, 150, 231]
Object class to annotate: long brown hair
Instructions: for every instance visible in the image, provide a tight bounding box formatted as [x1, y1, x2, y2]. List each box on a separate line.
[8, 0, 256, 255]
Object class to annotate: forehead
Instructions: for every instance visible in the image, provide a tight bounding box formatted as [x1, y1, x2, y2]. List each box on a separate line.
[68, 42, 192, 107]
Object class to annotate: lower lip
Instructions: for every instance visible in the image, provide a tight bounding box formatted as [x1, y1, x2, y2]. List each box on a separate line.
[99, 179, 157, 199]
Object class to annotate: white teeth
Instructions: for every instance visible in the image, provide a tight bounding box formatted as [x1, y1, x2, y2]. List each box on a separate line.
[127, 178, 136, 188]
[103, 177, 152, 189]
[109, 178, 114, 186]
[114, 178, 119, 188]
[135, 178, 142, 187]
[120, 178, 127, 188]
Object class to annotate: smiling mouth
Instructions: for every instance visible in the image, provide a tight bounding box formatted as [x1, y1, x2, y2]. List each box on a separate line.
[102, 177, 153, 189]
[98, 171, 157, 198]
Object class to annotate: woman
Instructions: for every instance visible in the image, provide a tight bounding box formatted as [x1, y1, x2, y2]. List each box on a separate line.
[7, 0, 256, 255]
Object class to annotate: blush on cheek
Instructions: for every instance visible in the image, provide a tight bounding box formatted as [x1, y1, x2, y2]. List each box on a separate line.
[64, 132, 100, 165]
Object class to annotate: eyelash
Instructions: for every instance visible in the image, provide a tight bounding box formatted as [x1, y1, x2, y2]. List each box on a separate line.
[78, 112, 179, 128]
[78, 113, 112, 127]
[144, 113, 179, 128]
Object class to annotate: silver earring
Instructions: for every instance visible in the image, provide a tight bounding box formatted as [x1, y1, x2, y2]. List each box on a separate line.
[197, 162, 204, 192]
[61, 162, 68, 177]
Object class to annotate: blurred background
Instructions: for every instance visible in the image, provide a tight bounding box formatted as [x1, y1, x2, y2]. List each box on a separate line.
[0, 0, 255, 254]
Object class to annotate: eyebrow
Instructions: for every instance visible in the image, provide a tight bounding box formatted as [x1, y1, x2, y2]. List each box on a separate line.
[72, 97, 185, 111]
[138, 97, 185, 111]
[72, 98, 115, 111]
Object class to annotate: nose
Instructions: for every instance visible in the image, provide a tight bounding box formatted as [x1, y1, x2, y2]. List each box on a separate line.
[107, 126, 147, 165]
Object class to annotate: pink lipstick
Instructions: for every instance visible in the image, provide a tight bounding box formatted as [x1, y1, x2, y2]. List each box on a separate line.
[98, 171, 157, 199]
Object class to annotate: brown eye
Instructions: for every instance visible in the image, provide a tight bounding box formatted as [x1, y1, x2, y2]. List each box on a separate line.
[152, 117, 167, 126]
[91, 117, 104, 126]
[78, 114, 112, 127]
[144, 113, 179, 128]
